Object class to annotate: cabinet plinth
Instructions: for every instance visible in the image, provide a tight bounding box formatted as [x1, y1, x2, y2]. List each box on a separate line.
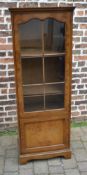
[9, 7, 74, 164]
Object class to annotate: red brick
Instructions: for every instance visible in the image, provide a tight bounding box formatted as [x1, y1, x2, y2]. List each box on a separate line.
[8, 64, 14, 69]
[8, 51, 13, 56]
[8, 111, 16, 116]
[72, 95, 84, 100]
[76, 10, 84, 16]
[19, 2, 38, 8]
[0, 84, 7, 88]
[5, 118, 12, 122]
[79, 56, 87, 60]
[8, 71, 14, 76]
[0, 118, 4, 122]
[59, 3, 73, 7]
[0, 2, 17, 8]
[0, 112, 6, 116]
[74, 3, 87, 8]
[0, 58, 14, 63]
[9, 88, 16, 94]
[73, 30, 83, 36]
[5, 105, 17, 111]
[0, 38, 6, 43]
[75, 44, 87, 48]
[78, 106, 85, 110]
[0, 76, 14, 82]
[0, 95, 7, 100]
[73, 37, 80, 42]
[0, 100, 16, 106]
[0, 71, 6, 76]
[0, 31, 12, 38]
[6, 17, 11, 23]
[0, 52, 6, 57]
[74, 56, 87, 60]
[10, 83, 16, 88]
[80, 24, 87, 29]
[0, 65, 6, 69]
[74, 56, 79, 61]
[85, 31, 87, 36]
[83, 50, 87, 54]
[71, 111, 80, 117]
[7, 37, 12, 43]
[0, 17, 4, 23]
[0, 44, 12, 50]
[0, 24, 7, 30]
[40, 3, 58, 7]
[1, 89, 7, 94]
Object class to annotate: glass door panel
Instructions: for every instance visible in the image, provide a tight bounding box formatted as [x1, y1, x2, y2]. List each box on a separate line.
[45, 56, 65, 83]
[44, 56, 65, 109]
[24, 96, 44, 112]
[21, 57, 43, 84]
[45, 83, 64, 95]
[44, 19, 65, 53]
[45, 94, 64, 109]
[19, 18, 66, 112]
[23, 85, 44, 96]
[21, 57, 44, 112]
[45, 84, 64, 109]
[19, 19, 42, 57]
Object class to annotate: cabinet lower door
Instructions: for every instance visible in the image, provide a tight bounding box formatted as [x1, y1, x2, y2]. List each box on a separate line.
[20, 118, 69, 154]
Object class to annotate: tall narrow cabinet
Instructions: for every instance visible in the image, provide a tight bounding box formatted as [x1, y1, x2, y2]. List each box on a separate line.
[10, 7, 75, 164]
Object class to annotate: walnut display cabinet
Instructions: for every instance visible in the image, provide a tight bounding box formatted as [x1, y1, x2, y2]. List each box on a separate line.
[10, 7, 75, 164]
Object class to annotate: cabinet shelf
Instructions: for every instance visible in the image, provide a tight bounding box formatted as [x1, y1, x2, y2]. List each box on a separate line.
[24, 94, 64, 112]
[23, 81, 64, 87]
[24, 91, 64, 98]
[23, 83, 64, 97]
[21, 48, 65, 58]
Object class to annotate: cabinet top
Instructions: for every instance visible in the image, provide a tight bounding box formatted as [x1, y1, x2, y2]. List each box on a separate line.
[9, 7, 75, 13]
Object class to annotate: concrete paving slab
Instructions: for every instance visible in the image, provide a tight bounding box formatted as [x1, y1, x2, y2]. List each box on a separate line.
[77, 161, 87, 172]
[34, 160, 48, 174]
[1, 127, 87, 175]
[4, 158, 18, 172]
[74, 149, 87, 161]
[62, 155, 77, 169]
[65, 169, 80, 175]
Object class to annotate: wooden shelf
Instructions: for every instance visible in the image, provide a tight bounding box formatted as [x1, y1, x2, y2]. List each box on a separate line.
[23, 83, 64, 96]
[23, 82, 64, 86]
[24, 94, 64, 112]
[21, 48, 65, 58]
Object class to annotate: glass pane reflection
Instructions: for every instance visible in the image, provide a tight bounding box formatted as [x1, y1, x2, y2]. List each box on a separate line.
[21, 57, 43, 84]
[45, 56, 65, 83]
[44, 19, 65, 52]
[19, 19, 42, 56]
[19, 18, 65, 112]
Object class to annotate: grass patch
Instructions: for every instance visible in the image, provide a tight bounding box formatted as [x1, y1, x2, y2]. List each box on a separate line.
[0, 121, 87, 136]
[0, 130, 17, 136]
[71, 121, 87, 128]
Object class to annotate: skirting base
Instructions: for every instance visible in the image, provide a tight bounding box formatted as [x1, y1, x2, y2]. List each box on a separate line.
[19, 149, 71, 164]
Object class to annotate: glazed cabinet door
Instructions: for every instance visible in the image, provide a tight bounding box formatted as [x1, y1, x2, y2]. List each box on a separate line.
[19, 19, 66, 113]
[12, 10, 73, 155]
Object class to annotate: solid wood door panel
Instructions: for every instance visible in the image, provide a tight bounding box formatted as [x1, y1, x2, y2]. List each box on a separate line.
[25, 120, 64, 147]
[20, 118, 69, 153]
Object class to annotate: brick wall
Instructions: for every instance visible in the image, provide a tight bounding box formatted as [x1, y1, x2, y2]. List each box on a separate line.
[0, 0, 87, 129]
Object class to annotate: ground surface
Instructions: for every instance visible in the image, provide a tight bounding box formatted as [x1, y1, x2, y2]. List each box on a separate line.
[0, 127, 87, 175]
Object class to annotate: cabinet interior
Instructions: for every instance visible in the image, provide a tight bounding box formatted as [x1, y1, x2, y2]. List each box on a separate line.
[19, 18, 65, 112]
